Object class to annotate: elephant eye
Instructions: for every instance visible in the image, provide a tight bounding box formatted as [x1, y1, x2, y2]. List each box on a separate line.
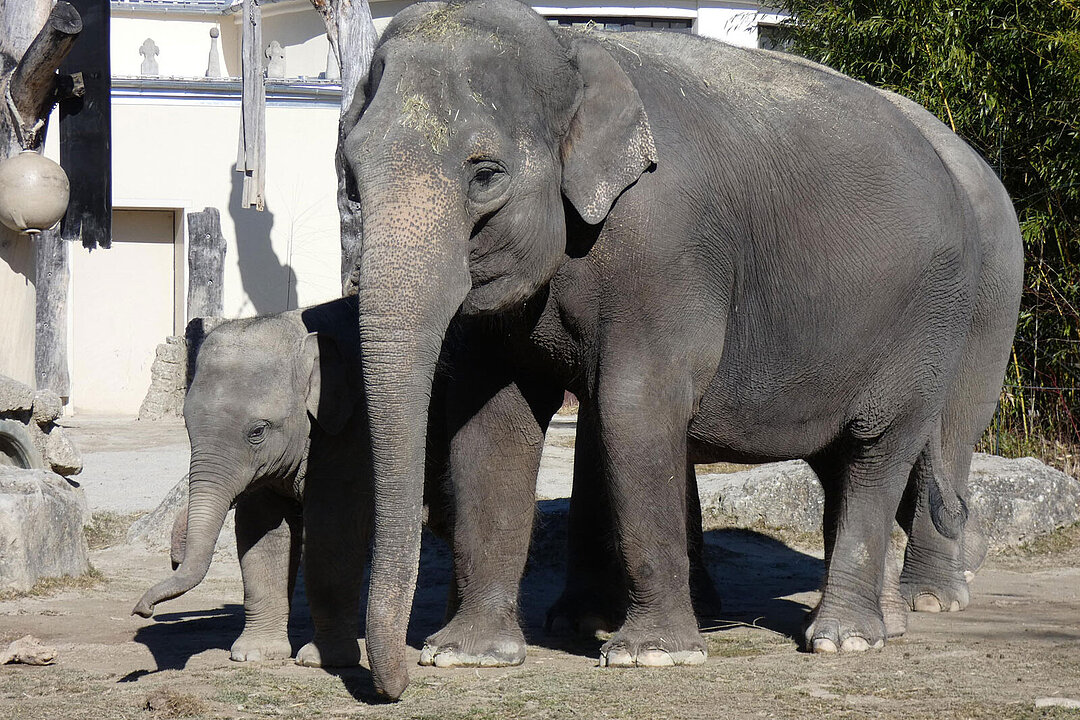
[466, 159, 510, 213]
[246, 421, 270, 445]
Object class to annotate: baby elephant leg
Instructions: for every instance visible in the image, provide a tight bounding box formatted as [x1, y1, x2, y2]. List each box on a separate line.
[232, 489, 302, 662]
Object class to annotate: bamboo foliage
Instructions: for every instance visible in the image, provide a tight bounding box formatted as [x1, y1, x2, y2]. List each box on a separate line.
[777, 0, 1080, 446]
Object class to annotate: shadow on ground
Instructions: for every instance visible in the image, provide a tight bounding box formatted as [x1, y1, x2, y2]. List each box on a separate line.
[129, 500, 822, 697]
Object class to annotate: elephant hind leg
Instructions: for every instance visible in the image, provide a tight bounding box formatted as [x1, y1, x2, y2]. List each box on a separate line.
[804, 430, 923, 654]
[896, 430, 972, 614]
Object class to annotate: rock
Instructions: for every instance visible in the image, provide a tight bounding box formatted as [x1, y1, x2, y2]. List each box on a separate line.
[698, 461, 823, 534]
[31, 390, 62, 426]
[697, 454, 1080, 551]
[967, 454, 1080, 549]
[0, 635, 57, 665]
[127, 475, 235, 560]
[0, 375, 33, 415]
[0, 468, 90, 592]
[138, 337, 188, 421]
[44, 428, 83, 477]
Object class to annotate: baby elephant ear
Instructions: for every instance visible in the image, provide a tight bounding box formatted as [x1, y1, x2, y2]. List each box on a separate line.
[560, 35, 658, 224]
[302, 332, 353, 435]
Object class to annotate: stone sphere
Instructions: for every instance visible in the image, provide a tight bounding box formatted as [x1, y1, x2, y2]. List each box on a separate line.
[0, 151, 70, 234]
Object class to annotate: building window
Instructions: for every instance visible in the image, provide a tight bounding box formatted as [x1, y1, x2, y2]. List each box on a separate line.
[757, 22, 790, 51]
[546, 16, 693, 33]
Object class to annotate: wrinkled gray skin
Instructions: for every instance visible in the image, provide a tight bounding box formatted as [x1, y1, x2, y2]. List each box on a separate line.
[344, 0, 1023, 699]
[132, 297, 374, 668]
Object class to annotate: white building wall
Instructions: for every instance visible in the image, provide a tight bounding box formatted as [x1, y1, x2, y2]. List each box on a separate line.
[111, 89, 342, 319]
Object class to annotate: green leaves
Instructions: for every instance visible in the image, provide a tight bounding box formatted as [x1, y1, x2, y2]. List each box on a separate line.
[778, 0, 1080, 445]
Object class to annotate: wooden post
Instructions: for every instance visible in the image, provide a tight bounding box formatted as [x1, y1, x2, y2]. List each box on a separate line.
[1, 1, 83, 396]
[237, 0, 266, 210]
[309, 0, 377, 294]
[186, 207, 226, 319]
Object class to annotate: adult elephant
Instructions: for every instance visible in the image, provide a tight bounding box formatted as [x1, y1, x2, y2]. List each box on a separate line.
[344, 0, 1023, 699]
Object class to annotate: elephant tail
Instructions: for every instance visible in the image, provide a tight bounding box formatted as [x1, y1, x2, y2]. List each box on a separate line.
[920, 429, 969, 541]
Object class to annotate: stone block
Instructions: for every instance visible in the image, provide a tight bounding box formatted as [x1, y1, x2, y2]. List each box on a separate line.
[0, 375, 33, 415]
[31, 390, 62, 426]
[697, 453, 1080, 551]
[44, 429, 83, 477]
[968, 454, 1080, 549]
[127, 475, 235, 560]
[0, 468, 90, 592]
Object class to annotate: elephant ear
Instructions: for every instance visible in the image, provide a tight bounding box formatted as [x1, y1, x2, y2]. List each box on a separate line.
[301, 332, 354, 435]
[559, 35, 658, 225]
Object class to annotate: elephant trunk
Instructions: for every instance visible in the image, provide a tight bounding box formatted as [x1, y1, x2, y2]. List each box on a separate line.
[132, 467, 235, 618]
[357, 177, 470, 701]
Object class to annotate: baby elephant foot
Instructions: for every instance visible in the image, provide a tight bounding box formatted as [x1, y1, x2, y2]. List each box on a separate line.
[230, 633, 292, 662]
[804, 605, 886, 654]
[295, 637, 361, 668]
[900, 578, 970, 613]
[599, 619, 707, 668]
[419, 615, 526, 668]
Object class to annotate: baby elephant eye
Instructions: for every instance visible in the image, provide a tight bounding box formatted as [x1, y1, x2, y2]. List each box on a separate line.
[246, 421, 270, 445]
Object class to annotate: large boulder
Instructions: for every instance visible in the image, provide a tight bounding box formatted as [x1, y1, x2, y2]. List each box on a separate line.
[698, 453, 1080, 551]
[0, 468, 90, 592]
[127, 475, 236, 561]
[0, 374, 82, 477]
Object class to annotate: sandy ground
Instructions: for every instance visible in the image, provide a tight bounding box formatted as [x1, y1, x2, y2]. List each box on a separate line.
[0, 416, 1078, 719]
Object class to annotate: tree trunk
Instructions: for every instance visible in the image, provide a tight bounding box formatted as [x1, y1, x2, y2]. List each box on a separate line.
[1, 1, 83, 395]
[308, 0, 377, 294]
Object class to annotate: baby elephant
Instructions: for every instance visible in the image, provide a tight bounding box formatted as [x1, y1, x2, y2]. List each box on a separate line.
[133, 297, 374, 668]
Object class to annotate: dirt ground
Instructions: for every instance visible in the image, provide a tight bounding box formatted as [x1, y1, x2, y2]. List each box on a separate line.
[1, 419, 1079, 720]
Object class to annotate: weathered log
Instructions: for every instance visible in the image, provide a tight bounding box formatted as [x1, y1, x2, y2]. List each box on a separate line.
[8, 1, 81, 148]
[237, 0, 266, 210]
[33, 227, 69, 396]
[186, 207, 226, 319]
[308, 0, 376, 293]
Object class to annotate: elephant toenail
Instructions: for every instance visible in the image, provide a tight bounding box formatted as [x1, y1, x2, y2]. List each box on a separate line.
[840, 636, 870, 652]
[812, 638, 839, 654]
[637, 649, 675, 667]
[913, 594, 943, 613]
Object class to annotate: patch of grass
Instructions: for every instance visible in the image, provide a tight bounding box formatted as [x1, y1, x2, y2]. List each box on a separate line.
[978, 428, 1080, 481]
[695, 461, 756, 475]
[84, 511, 142, 550]
[1002, 522, 1080, 558]
[144, 688, 208, 718]
[0, 566, 105, 601]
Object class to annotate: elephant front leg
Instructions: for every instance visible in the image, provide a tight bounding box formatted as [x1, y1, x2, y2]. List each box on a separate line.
[546, 403, 627, 637]
[231, 490, 302, 662]
[419, 371, 558, 668]
[593, 372, 706, 668]
[295, 472, 368, 668]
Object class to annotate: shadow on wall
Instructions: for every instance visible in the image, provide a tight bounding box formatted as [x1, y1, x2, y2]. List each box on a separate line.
[229, 164, 297, 315]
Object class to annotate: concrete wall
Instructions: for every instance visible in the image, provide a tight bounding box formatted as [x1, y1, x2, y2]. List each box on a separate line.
[0, 232, 36, 387]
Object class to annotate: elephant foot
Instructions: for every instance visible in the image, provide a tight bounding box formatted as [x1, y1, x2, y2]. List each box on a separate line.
[804, 603, 886, 654]
[598, 614, 707, 668]
[900, 577, 970, 613]
[880, 547, 908, 638]
[962, 527, 989, 581]
[419, 615, 526, 668]
[230, 633, 292, 662]
[690, 566, 723, 625]
[295, 637, 362, 668]
[545, 588, 624, 638]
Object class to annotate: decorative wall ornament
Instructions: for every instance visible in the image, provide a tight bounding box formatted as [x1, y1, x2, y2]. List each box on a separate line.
[206, 27, 222, 78]
[139, 37, 159, 76]
[265, 40, 285, 78]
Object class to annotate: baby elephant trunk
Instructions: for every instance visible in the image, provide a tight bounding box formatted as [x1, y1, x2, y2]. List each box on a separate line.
[132, 477, 231, 618]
